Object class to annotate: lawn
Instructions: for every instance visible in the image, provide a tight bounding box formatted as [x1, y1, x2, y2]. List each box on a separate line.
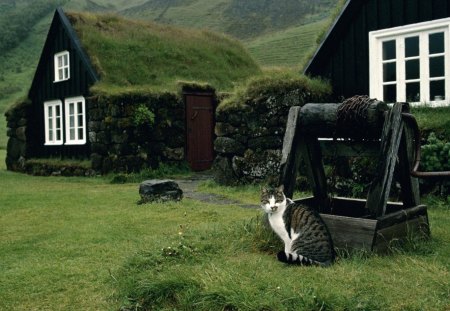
[0, 149, 449, 310]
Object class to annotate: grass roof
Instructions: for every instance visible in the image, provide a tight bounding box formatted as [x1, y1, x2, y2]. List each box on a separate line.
[66, 12, 261, 93]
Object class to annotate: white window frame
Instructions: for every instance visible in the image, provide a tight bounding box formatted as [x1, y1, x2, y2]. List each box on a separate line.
[44, 100, 64, 145]
[54, 51, 70, 82]
[369, 17, 450, 107]
[64, 96, 86, 145]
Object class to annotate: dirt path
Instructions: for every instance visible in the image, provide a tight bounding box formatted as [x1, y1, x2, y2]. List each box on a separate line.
[174, 172, 258, 209]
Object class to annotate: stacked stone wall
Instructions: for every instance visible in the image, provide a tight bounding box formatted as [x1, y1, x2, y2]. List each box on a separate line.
[213, 85, 332, 185]
[88, 92, 186, 173]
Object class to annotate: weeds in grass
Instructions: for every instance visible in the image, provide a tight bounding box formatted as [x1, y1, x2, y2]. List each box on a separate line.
[110, 162, 191, 184]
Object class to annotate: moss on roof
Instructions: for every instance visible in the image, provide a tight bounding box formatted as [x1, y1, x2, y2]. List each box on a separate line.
[66, 12, 261, 93]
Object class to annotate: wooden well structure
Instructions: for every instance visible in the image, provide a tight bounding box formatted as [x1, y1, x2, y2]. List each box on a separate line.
[279, 99, 433, 252]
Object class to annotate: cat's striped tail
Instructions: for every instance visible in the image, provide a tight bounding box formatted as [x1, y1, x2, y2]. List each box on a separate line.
[277, 251, 333, 267]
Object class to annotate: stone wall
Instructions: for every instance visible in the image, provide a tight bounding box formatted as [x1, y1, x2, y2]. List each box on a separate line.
[5, 99, 30, 171]
[5, 91, 187, 175]
[88, 91, 186, 173]
[212, 75, 332, 185]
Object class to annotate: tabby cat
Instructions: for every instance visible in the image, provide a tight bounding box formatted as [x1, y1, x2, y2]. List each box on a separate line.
[260, 185, 335, 266]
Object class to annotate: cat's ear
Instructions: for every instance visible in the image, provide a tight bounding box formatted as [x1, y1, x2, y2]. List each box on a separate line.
[277, 184, 284, 192]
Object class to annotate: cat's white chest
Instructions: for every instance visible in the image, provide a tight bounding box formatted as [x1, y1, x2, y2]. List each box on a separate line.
[268, 212, 290, 243]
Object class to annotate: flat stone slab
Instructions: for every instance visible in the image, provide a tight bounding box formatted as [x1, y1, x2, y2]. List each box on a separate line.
[138, 179, 183, 204]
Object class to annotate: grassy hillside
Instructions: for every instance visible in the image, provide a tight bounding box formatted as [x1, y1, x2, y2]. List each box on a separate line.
[119, 0, 337, 39]
[245, 19, 328, 68]
[0, 10, 56, 149]
[69, 12, 260, 92]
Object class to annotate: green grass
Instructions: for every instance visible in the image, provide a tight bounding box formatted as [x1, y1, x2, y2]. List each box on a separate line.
[69, 11, 261, 93]
[411, 106, 450, 139]
[245, 19, 328, 68]
[1, 149, 449, 310]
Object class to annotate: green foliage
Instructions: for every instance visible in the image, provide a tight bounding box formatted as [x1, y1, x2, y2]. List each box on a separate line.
[110, 162, 191, 184]
[68, 11, 261, 92]
[132, 104, 155, 127]
[218, 71, 332, 112]
[0, 0, 64, 53]
[245, 19, 328, 68]
[411, 106, 450, 140]
[421, 133, 450, 172]
[315, 0, 347, 45]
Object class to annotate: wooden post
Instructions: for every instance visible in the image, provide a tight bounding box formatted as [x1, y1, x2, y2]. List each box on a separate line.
[279, 106, 303, 199]
[398, 121, 420, 208]
[366, 103, 404, 217]
[299, 136, 329, 213]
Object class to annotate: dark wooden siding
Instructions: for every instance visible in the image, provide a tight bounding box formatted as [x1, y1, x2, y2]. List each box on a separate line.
[27, 11, 97, 158]
[305, 0, 450, 99]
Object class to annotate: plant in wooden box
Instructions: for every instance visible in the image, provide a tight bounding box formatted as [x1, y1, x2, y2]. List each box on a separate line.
[279, 96, 431, 253]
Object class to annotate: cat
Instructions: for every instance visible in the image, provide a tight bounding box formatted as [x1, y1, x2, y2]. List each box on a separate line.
[260, 185, 335, 266]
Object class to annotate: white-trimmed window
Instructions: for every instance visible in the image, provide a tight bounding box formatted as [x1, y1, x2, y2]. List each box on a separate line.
[44, 100, 63, 145]
[64, 96, 86, 145]
[369, 18, 450, 106]
[54, 51, 70, 82]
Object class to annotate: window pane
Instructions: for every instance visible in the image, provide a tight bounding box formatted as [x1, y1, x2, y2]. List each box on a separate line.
[58, 56, 63, 67]
[78, 115, 83, 127]
[64, 68, 69, 79]
[70, 129, 75, 140]
[70, 116, 74, 127]
[48, 106, 53, 117]
[405, 59, 420, 80]
[63, 54, 68, 65]
[69, 103, 74, 115]
[429, 32, 444, 54]
[56, 105, 60, 117]
[383, 84, 397, 102]
[56, 130, 61, 141]
[58, 69, 63, 80]
[429, 56, 445, 77]
[56, 118, 60, 129]
[383, 62, 396, 82]
[383, 40, 396, 60]
[430, 80, 445, 100]
[77, 101, 83, 113]
[49, 129, 53, 141]
[406, 82, 420, 102]
[78, 128, 83, 140]
[405, 36, 419, 57]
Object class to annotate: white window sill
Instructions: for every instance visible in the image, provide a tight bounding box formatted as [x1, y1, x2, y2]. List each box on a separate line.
[64, 141, 86, 145]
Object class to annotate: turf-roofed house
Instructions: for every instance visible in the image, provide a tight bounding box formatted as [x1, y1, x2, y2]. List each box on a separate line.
[5, 8, 260, 175]
[305, 0, 450, 107]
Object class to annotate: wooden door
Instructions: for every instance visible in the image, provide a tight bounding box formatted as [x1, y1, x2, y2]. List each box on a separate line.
[185, 94, 215, 171]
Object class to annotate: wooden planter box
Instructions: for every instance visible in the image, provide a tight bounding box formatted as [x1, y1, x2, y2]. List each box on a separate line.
[295, 197, 430, 253]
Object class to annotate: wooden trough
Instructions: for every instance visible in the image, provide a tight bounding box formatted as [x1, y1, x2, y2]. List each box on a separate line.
[279, 99, 430, 252]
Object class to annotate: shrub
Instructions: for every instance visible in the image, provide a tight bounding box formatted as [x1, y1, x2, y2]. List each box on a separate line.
[132, 104, 155, 127]
[420, 133, 450, 172]
[419, 133, 450, 195]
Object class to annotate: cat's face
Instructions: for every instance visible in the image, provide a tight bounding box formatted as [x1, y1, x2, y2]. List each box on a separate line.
[260, 185, 286, 214]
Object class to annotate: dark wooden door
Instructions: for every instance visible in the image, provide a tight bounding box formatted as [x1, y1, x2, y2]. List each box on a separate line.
[185, 94, 215, 171]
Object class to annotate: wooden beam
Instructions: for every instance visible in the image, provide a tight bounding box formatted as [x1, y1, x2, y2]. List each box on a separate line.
[279, 106, 303, 199]
[320, 214, 377, 250]
[320, 140, 380, 157]
[299, 136, 330, 213]
[398, 120, 421, 208]
[366, 103, 404, 217]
